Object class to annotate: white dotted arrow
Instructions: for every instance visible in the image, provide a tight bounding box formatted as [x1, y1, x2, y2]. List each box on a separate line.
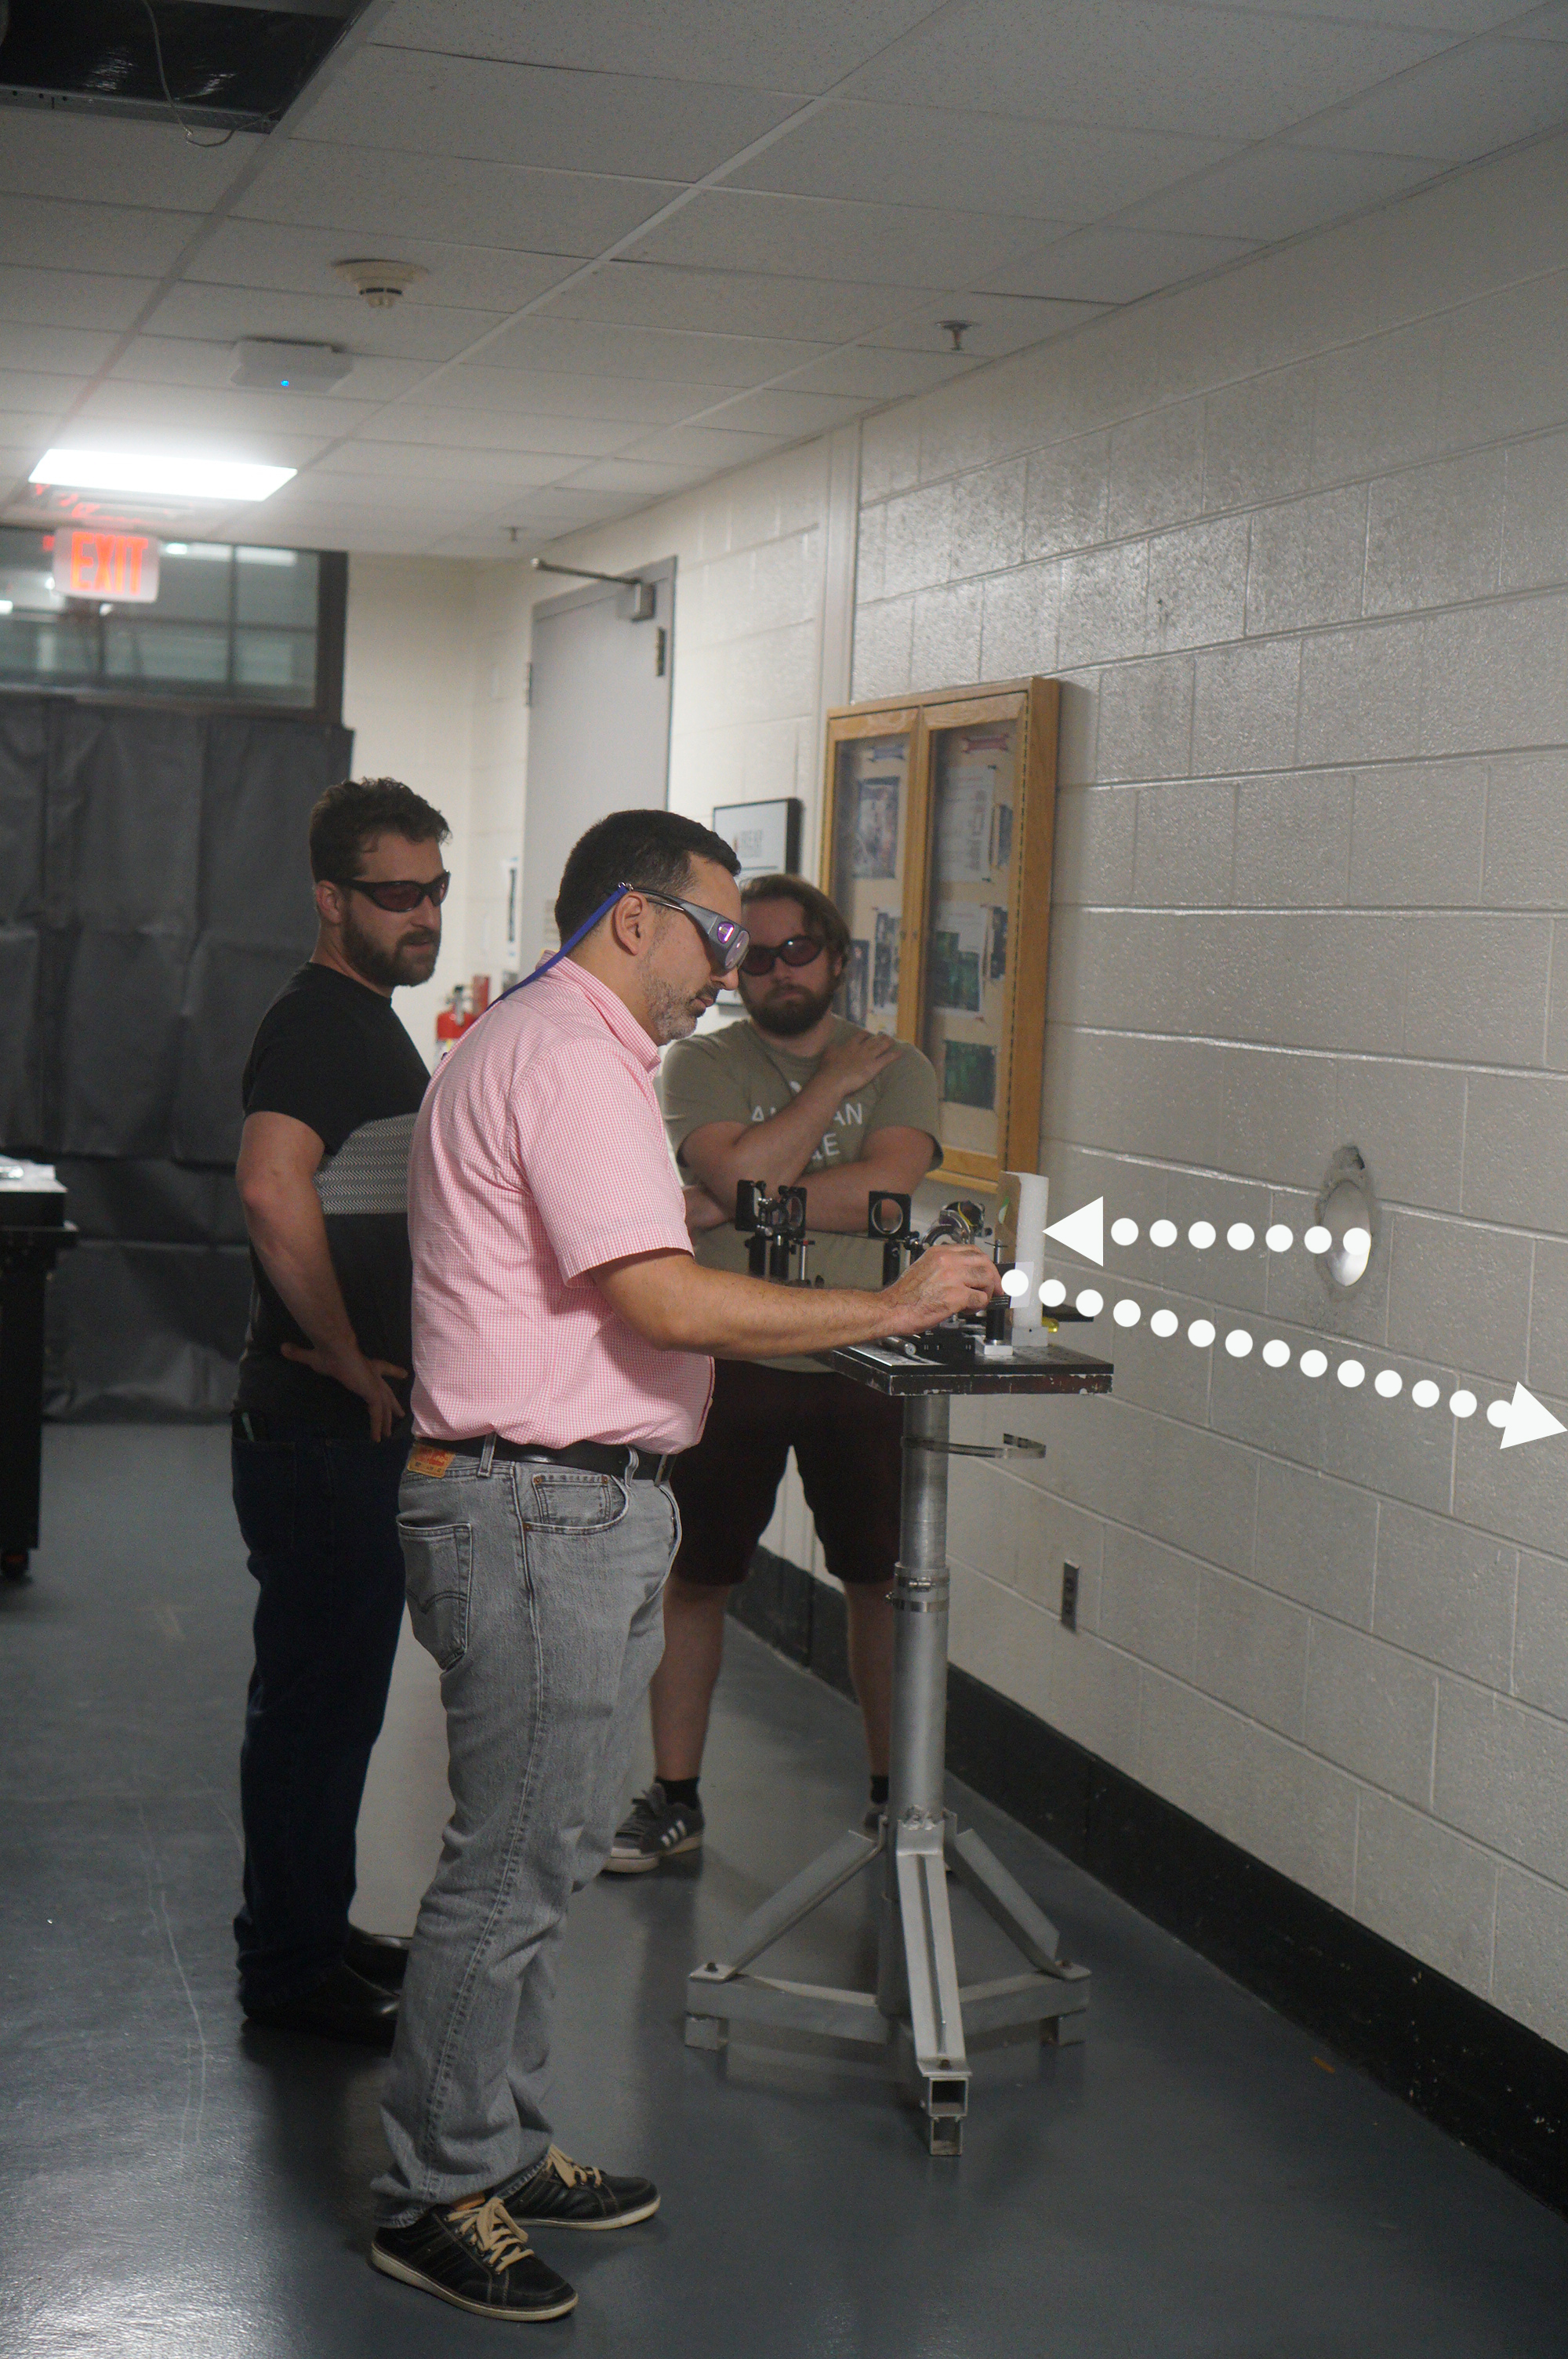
[1044, 1195, 1104, 1267]
[1498, 1383, 1566, 1452]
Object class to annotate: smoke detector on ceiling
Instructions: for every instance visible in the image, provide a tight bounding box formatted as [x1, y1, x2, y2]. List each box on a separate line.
[332, 258, 427, 309]
[231, 339, 353, 391]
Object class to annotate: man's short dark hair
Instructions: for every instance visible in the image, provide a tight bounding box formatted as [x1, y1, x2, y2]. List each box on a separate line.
[555, 809, 740, 940]
[740, 873, 851, 973]
[309, 776, 452, 883]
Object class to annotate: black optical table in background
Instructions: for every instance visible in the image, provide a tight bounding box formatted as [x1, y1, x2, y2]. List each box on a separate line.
[1, 1170, 76, 1579]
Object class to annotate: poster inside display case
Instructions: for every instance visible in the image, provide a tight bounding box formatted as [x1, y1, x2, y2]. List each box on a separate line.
[820, 679, 1057, 1191]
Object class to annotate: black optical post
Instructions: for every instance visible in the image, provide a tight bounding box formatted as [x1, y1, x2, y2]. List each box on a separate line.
[685, 1194, 1113, 2155]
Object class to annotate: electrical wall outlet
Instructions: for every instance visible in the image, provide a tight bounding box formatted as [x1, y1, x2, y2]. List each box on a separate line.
[1061, 1562, 1080, 1630]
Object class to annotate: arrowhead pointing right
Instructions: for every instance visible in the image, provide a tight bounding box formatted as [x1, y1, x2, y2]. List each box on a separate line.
[1499, 1382, 1566, 1452]
[1044, 1197, 1104, 1268]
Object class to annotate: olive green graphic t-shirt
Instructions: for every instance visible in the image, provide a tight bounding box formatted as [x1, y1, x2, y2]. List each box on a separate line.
[659, 1017, 942, 1372]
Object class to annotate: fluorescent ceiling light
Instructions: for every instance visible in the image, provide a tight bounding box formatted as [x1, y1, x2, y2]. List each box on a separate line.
[29, 449, 295, 503]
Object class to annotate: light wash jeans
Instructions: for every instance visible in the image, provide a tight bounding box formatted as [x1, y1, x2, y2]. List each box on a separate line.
[374, 1449, 677, 2223]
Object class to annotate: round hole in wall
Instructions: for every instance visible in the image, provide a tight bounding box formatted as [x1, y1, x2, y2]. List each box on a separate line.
[1315, 1147, 1378, 1291]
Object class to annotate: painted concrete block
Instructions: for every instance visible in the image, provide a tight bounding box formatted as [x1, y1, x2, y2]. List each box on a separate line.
[1525, 1241, 1568, 1400]
[1363, 448, 1505, 616]
[1244, 485, 1368, 636]
[1233, 772, 1352, 907]
[1191, 636, 1301, 776]
[1461, 1072, 1568, 1227]
[1451, 1379, 1568, 1559]
[1512, 1547, 1568, 1719]
[1493, 1866, 1568, 2051]
[910, 580, 983, 692]
[1051, 784, 1137, 904]
[1434, 1677, 1568, 1885]
[1197, 1566, 1310, 1739]
[949, 1562, 1053, 1723]
[1096, 654, 1194, 783]
[1501, 427, 1568, 592]
[949, 458, 1027, 579]
[1158, 268, 1264, 403]
[849, 595, 913, 701]
[1042, 1023, 1224, 1168]
[1311, 318, 1444, 485]
[1421, 594, 1568, 759]
[1099, 1524, 1201, 1681]
[1056, 671, 1101, 787]
[1023, 431, 1110, 561]
[1047, 1624, 1143, 1775]
[1159, 1167, 1273, 1314]
[1214, 1041, 1338, 1187]
[1334, 1057, 1466, 1216]
[979, 559, 1060, 681]
[880, 480, 953, 598]
[1438, 271, 1568, 449]
[1403, 913, 1551, 1068]
[1106, 399, 1206, 536]
[1481, 752, 1568, 908]
[1058, 541, 1150, 667]
[1349, 761, 1486, 907]
[1385, 1212, 1534, 1387]
[1203, 365, 1313, 512]
[860, 405, 921, 503]
[1355, 1791, 1497, 2001]
[1374, 1500, 1519, 1688]
[1009, 1481, 1106, 1623]
[1050, 1394, 1259, 1578]
[1132, 781, 1237, 907]
[1298, 620, 1425, 767]
[1254, 1456, 1377, 1626]
[1305, 1619, 1438, 1807]
[1146, 514, 1250, 652]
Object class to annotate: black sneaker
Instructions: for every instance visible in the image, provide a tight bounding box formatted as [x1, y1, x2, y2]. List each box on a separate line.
[372, 2194, 576, 2321]
[604, 1782, 703, 1874]
[503, 2146, 659, 2233]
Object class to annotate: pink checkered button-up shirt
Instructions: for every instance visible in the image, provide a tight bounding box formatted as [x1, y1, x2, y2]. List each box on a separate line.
[408, 960, 713, 1453]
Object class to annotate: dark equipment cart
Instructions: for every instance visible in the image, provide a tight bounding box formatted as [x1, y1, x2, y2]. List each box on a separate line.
[1, 1161, 76, 1579]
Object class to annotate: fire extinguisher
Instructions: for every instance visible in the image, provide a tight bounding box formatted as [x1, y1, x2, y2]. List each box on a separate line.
[435, 976, 491, 1045]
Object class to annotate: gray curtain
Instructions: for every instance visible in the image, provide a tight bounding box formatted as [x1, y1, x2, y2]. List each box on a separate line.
[0, 697, 352, 1418]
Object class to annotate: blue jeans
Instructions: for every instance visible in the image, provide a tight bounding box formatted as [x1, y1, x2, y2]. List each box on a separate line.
[232, 1429, 410, 2008]
[375, 1453, 677, 2222]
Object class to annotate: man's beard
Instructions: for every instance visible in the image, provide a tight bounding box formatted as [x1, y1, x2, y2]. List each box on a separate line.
[743, 976, 837, 1038]
[644, 972, 714, 1045]
[342, 901, 440, 990]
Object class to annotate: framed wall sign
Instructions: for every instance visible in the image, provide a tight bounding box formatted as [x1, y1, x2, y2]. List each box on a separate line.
[820, 678, 1058, 1192]
[712, 796, 804, 881]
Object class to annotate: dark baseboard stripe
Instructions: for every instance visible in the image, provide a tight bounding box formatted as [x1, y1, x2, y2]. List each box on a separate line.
[729, 1547, 1566, 2218]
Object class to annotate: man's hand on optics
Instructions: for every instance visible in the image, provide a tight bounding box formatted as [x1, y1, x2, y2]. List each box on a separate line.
[880, 1242, 1001, 1337]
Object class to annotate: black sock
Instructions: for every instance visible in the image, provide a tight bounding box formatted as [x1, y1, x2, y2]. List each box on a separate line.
[869, 1775, 889, 1806]
[661, 1776, 700, 1808]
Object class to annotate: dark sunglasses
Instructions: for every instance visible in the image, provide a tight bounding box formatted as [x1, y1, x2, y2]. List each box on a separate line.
[337, 871, 452, 914]
[739, 934, 826, 978]
[634, 886, 750, 973]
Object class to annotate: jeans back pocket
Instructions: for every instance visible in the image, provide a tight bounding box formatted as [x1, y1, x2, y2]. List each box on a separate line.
[399, 1519, 473, 1670]
[522, 1470, 629, 1535]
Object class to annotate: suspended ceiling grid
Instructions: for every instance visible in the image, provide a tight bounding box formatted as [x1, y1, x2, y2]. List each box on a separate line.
[2, 0, 1567, 558]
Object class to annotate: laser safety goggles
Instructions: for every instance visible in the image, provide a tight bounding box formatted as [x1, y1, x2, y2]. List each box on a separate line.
[337, 871, 452, 913]
[737, 934, 827, 977]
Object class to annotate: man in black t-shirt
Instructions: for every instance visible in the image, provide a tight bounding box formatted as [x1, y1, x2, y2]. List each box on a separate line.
[231, 775, 448, 2048]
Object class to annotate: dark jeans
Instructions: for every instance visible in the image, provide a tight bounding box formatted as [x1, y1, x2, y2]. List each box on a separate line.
[232, 1428, 409, 2008]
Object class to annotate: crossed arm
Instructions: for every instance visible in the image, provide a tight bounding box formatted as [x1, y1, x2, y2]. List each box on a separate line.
[681, 1121, 936, 1232]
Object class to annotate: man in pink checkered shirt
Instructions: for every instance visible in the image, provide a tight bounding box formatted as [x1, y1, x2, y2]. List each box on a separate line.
[371, 809, 1000, 2328]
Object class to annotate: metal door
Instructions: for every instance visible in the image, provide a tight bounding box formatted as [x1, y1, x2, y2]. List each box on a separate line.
[521, 559, 674, 976]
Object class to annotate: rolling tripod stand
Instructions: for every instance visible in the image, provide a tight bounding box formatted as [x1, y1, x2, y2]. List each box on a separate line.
[684, 1337, 1112, 2155]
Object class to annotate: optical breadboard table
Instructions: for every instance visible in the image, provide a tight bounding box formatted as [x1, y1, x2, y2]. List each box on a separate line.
[0, 1165, 76, 1580]
[685, 1332, 1113, 2155]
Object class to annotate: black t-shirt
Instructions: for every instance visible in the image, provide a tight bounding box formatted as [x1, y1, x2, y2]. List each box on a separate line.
[234, 963, 430, 1435]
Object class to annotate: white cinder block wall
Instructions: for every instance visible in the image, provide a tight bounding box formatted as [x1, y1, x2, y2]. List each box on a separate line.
[852, 130, 1568, 2055]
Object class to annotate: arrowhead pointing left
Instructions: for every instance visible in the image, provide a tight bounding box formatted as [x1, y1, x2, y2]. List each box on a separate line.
[1499, 1382, 1566, 1452]
[1045, 1197, 1104, 1268]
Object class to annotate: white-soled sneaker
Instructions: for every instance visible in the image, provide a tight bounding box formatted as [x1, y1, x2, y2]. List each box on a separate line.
[604, 1782, 704, 1874]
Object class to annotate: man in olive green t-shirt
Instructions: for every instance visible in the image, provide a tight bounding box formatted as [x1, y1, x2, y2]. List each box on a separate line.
[605, 874, 941, 1872]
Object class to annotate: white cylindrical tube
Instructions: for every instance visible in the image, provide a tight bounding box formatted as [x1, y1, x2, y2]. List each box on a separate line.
[1010, 1172, 1049, 1331]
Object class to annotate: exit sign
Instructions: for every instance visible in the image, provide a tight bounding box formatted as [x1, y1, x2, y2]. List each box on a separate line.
[52, 530, 161, 603]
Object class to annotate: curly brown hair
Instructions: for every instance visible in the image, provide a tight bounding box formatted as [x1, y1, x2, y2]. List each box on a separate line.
[739, 873, 851, 974]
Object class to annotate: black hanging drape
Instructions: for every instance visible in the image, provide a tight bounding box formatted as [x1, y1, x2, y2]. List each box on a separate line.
[0, 696, 353, 1417]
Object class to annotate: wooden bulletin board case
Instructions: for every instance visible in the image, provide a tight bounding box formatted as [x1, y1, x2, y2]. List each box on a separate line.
[820, 676, 1058, 1194]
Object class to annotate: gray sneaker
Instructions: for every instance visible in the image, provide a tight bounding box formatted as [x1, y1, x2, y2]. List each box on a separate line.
[604, 1782, 704, 1874]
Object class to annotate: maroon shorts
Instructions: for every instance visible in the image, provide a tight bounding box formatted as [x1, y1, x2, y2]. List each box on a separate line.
[670, 1360, 903, 1590]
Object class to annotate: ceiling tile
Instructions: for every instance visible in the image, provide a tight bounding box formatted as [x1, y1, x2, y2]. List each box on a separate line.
[985, 225, 1258, 304]
[0, 269, 158, 333]
[107, 338, 431, 403]
[353, 407, 634, 457]
[433, 366, 732, 422]
[0, 195, 204, 278]
[78, 379, 380, 438]
[51, 421, 330, 467]
[314, 442, 583, 488]
[1291, 33, 1568, 158]
[565, 456, 717, 493]
[0, 325, 120, 376]
[427, 527, 547, 558]
[0, 114, 261, 210]
[185, 220, 580, 314]
[1123, 144, 1448, 242]
[732, 102, 1240, 219]
[1221, 0, 1542, 27]
[299, 47, 804, 181]
[845, 0, 1451, 142]
[626, 187, 1048, 289]
[503, 486, 637, 520]
[236, 141, 678, 255]
[773, 345, 982, 398]
[542, 260, 940, 341]
[1508, 0, 1568, 35]
[624, 422, 791, 465]
[0, 370, 90, 416]
[701, 386, 871, 435]
[859, 293, 1107, 354]
[474, 317, 830, 384]
[373, 0, 943, 92]
[140, 283, 503, 362]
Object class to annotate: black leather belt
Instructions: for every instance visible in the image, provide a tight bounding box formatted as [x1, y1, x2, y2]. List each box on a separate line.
[441, 1435, 673, 1483]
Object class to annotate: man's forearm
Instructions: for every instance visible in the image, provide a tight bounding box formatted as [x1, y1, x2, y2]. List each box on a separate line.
[243, 1181, 361, 1358]
[599, 1256, 895, 1360]
[691, 1077, 841, 1205]
[796, 1161, 924, 1230]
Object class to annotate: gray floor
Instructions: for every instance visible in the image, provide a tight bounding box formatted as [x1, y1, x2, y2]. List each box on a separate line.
[2, 1427, 1566, 2357]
